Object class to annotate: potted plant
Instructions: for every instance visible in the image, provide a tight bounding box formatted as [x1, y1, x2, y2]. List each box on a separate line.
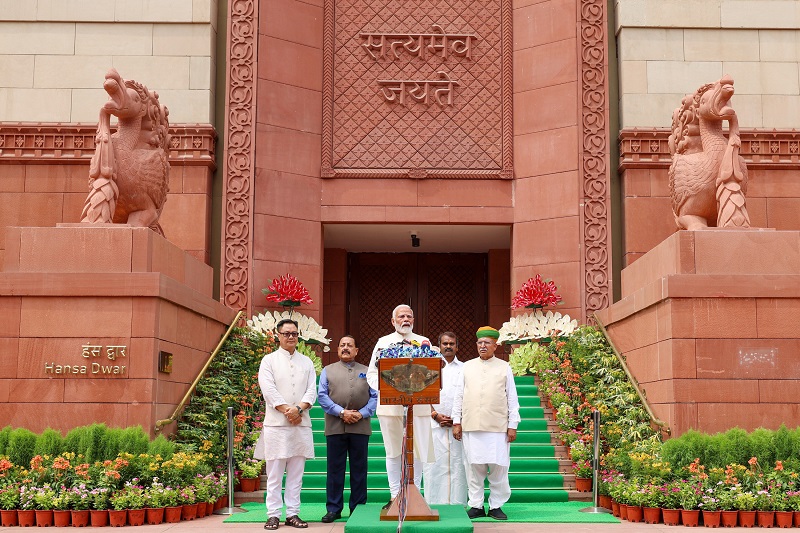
[0, 484, 20, 527]
[735, 491, 758, 528]
[640, 483, 664, 524]
[51, 489, 72, 527]
[755, 489, 775, 527]
[661, 481, 683, 526]
[699, 488, 722, 527]
[678, 482, 702, 527]
[787, 491, 800, 527]
[772, 488, 793, 528]
[717, 484, 740, 527]
[89, 487, 110, 527]
[180, 485, 198, 521]
[144, 482, 166, 525]
[68, 484, 92, 526]
[237, 459, 264, 492]
[162, 486, 181, 523]
[31, 484, 57, 526]
[17, 485, 37, 527]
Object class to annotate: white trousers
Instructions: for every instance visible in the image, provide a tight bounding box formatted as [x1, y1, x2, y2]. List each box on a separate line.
[265, 456, 306, 518]
[466, 463, 510, 510]
[386, 455, 423, 498]
[423, 426, 468, 505]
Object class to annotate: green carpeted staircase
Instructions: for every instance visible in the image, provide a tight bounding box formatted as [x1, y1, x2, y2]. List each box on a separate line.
[239, 376, 582, 505]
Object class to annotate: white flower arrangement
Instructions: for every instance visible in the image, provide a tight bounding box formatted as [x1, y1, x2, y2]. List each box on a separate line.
[247, 310, 331, 352]
[498, 309, 579, 345]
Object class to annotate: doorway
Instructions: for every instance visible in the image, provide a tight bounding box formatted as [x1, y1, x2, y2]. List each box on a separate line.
[347, 253, 487, 364]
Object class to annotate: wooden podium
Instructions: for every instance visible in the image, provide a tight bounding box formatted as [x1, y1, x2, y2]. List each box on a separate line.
[378, 357, 441, 522]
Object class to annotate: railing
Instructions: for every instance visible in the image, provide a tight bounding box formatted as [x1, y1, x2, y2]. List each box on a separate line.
[592, 313, 671, 437]
[154, 310, 244, 433]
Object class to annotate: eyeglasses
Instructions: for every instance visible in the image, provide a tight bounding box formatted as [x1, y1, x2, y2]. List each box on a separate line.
[279, 332, 299, 338]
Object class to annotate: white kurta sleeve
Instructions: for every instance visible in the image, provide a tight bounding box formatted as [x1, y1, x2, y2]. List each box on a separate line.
[301, 357, 317, 405]
[506, 366, 521, 430]
[451, 370, 465, 425]
[366, 344, 381, 391]
[258, 355, 287, 409]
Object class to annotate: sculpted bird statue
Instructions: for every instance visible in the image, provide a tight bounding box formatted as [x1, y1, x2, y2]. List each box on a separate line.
[668, 75, 751, 230]
[81, 68, 171, 236]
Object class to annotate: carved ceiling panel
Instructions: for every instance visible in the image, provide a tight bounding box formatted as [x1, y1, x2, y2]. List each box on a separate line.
[322, 0, 512, 179]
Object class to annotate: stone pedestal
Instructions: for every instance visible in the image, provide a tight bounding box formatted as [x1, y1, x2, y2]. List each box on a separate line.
[0, 225, 237, 436]
[595, 230, 800, 436]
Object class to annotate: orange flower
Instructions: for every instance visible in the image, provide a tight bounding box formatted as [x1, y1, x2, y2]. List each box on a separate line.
[775, 461, 784, 471]
[52, 457, 71, 470]
[748, 457, 758, 466]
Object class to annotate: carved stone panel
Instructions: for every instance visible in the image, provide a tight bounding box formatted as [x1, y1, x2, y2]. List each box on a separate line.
[322, 0, 512, 179]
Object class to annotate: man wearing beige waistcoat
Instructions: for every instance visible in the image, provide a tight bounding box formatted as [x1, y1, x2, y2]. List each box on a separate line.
[452, 326, 520, 521]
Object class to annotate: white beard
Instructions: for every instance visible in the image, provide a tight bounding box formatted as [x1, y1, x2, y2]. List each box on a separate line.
[395, 324, 413, 335]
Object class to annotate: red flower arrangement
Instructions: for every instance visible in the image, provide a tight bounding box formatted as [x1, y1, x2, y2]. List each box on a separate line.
[262, 274, 313, 306]
[511, 274, 562, 309]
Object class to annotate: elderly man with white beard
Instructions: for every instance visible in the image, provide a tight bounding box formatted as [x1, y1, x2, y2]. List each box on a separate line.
[366, 304, 436, 508]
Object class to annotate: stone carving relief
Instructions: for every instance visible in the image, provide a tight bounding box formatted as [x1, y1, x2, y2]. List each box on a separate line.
[322, 0, 513, 179]
[81, 69, 171, 236]
[668, 75, 751, 230]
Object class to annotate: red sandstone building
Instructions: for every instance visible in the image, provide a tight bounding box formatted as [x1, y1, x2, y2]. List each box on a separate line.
[0, 0, 799, 436]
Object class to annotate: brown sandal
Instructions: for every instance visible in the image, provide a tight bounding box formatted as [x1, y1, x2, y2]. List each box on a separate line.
[285, 515, 308, 528]
[264, 516, 280, 530]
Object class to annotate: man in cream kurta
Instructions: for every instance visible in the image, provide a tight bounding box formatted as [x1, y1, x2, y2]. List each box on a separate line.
[452, 326, 520, 521]
[366, 304, 436, 504]
[424, 331, 467, 505]
[257, 318, 317, 530]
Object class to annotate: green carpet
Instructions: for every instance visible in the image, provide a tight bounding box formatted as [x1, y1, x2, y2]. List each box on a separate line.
[224, 501, 618, 525]
[345, 504, 472, 533]
[470, 502, 618, 523]
[223, 501, 347, 523]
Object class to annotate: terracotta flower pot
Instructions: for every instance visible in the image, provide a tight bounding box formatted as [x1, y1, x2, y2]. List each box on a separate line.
[611, 500, 620, 517]
[627, 505, 644, 523]
[757, 510, 774, 528]
[663, 508, 681, 526]
[181, 503, 198, 521]
[598, 495, 612, 509]
[682, 509, 701, 527]
[575, 477, 592, 492]
[721, 510, 738, 527]
[53, 510, 71, 527]
[89, 510, 108, 527]
[238, 477, 259, 492]
[703, 510, 721, 528]
[643, 506, 662, 524]
[774, 511, 792, 528]
[71, 509, 89, 527]
[127, 509, 145, 526]
[215, 496, 226, 511]
[739, 510, 757, 528]
[196, 502, 206, 518]
[18, 509, 36, 527]
[619, 504, 628, 520]
[35, 509, 54, 527]
[206, 501, 214, 516]
[794, 511, 800, 527]
[108, 509, 127, 527]
[164, 506, 182, 523]
[1, 509, 19, 527]
[146, 507, 164, 525]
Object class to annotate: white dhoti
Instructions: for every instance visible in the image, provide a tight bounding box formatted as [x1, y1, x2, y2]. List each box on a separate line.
[379, 414, 434, 497]
[262, 426, 314, 518]
[462, 431, 511, 509]
[424, 425, 468, 505]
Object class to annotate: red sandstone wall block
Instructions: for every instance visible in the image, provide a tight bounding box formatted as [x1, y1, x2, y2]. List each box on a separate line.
[514, 127, 579, 178]
[624, 342, 660, 383]
[322, 179, 417, 207]
[513, 39, 577, 93]
[756, 298, 800, 338]
[64, 379, 154, 404]
[128, 337, 158, 379]
[670, 298, 758, 339]
[260, 0, 323, 46]
[258, 81, 323, 134]
[159, 194, 211, 252]
[125, 403, 155, 430]
[621, 168, 651, 198]
[20, 297, 133, 338]
[418, 180, 512, 207]
[694, 231, 800, 275]
[0, 296, 20, 337]
[621, 231, 696, 297]
[604, 305, 658, 353]
[0, 403, 130, 434]
[658, 339, 697, 380]
[0, 339, 19, 380]
[258, 36, 323, 91]
[672, 379, 759, 404]
[759, 380, 800, 403]
[256, 170, 322, 219]
[17, 337, 130, 380]
[512, 218, 580, 266]
[514, 83, 579, 136]
[623, 197, 675, 259]
[695, 338, 800, 379]
[385, 206, 450, 223]
[0, 165, 25, 192]
[320, 205, 387, 222]
[17, 226, 133, 273]
[513, 0, 576, 50]
[514, 171, 579, 223]
[255, 124, 321, 177]
[156, 302, 179, 344]
[10, 378, 65, 403]
[253, 215, 322, 265]
[767, 198, 800, 230]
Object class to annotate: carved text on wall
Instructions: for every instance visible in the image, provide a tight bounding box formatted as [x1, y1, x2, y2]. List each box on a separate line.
[360, 26, 477, 60]
[378, 72, 459, 106]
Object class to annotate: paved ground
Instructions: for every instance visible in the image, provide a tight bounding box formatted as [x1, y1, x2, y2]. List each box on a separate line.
[0, 512, 748, 531]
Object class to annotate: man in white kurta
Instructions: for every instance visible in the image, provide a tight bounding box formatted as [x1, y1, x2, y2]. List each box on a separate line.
[366, 304, 436, 504]
[424, 331, 467, 505]
[452, 326, 520, 521]
[257, 318, 317, 530]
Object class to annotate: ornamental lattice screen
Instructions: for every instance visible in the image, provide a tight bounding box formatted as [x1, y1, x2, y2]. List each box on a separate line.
[348, 253, 486, 365]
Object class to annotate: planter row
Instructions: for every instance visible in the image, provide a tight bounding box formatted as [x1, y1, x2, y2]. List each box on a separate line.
[0, 497, 226, 527]
[603, 497, 800, 528]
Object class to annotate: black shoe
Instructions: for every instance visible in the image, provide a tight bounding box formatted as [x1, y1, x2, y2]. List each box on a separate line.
[488, 507, 508, 520]
[381, 500, 393, 510]
[320, 511, 341, 523]
[467, 507, 486, 519]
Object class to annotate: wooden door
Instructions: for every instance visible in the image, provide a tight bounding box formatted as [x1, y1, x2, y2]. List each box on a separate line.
[347, 253, 487, 364]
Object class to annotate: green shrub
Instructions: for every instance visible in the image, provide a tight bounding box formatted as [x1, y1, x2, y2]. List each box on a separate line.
[85, 424, 108, 462]
[100, 428, 122, 460]
[148, 435, 175, 459]
[63, 425, 91, 456]
[6, 428, 37, 467]
[33, 428, 63, 458]
[750, 428, 775, 465]
[792, 427, 800, 461]
[774, 424, 792, 463]
[0, 426, 12, 456]
[720, 427, 751, 466]
[117, 427, 149, 455]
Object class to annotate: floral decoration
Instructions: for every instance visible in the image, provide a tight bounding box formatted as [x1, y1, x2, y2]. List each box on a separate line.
[378, 340, 438, 359]
[498, 310, 578, 345]
[262, 274, 313, 306]
[248, 310, 331, 352]
[511, 274, 562, 309]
